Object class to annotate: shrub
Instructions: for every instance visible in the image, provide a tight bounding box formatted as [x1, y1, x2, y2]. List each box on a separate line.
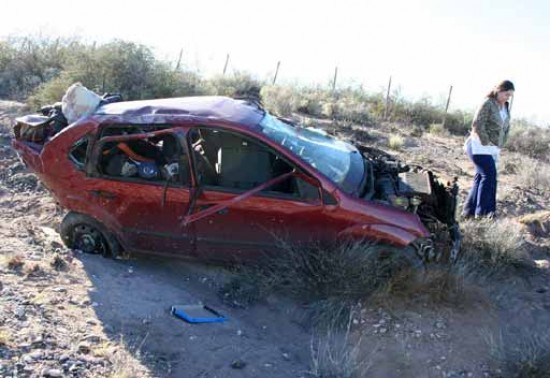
[428, 123, 448, 136]
[388, 134, 404, 150]
[260, 85, 299, 116]
[0, 36, 76, 99]
[333, 98, 373, 125]
[309, 315, 371, 378]
[516, 157, 550, 191]
[458, 219, 532, 279]
[487, 329, 550, 378]
[444, 110, 472, 136]
[507, 123, 550, 162]
[27, 71, 75, 109]
[17, 38, 207, 108]
[204, 71, 262, 98]
[220, 241, 415, 325]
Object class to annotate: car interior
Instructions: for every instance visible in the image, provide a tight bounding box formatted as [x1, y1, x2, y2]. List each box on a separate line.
[96, 125, 188, 184]
[189, 127, 319, 200]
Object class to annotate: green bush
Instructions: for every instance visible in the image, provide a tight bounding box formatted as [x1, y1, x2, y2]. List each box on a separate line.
[0, 36, 76, 99]
[25, 40, 206, 108]
[444, 110, 471, 136]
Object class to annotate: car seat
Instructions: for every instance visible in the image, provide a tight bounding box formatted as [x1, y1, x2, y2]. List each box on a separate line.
[217, 134, 273, 190]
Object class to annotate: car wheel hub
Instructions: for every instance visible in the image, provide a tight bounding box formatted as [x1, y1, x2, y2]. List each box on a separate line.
[74, 225, 104, 254]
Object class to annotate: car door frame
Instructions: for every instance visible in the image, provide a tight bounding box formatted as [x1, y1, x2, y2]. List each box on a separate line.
[84, 124, 196, 256]
[181, 123, 343, 261]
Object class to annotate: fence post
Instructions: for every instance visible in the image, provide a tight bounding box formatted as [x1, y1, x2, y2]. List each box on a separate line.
[175, 48, 183, 71]
[223, 54, 230, 75]
[272, 61, 281, 85]
[332, 66, 338, 93]
[384, 76, 392, 120]
[442, 85, 453, 127]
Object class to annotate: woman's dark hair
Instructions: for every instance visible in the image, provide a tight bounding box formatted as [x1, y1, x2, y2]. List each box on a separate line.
[487, 80, 515, 98]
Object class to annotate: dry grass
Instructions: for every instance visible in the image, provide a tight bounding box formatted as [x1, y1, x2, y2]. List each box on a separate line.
[106, 337, 150, 378]
[427, 123, 450, 136]
[221, 241, 416, 326]
[260, 85, 300, 117]
[24, 262, 47, 278]
[503, 154, 550, 191]
[377, 265, 482, 310]
[4, 254, 25, 271]
[519, 211, 550, 238]
[457, 218, 532, 279]
[308, 313, 372, 378]
[50, 253, 69, 271]
[0, 328, 11, 347]
[388, 134, 405, 150]
[93, 341, 114, 358]
[507, 124, 550, 162]
[223, 218, 534, 327]
[487, 329, 550, 378]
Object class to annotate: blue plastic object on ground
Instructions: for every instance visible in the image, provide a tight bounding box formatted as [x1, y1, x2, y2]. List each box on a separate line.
[171, 304, 228, 324]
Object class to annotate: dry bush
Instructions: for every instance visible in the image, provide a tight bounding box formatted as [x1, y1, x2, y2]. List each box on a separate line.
[458, 219, 532, 279]
[295, 88, 332, 117]
[107, 338, 150, 378]
[24, 263, 47, 278]
[507, 123, 550, 162]
[5, 254, 25, 271]
[388, 134, 404, 150]
[220, 241, 416, 325]
[308, 314, 372, 378]
[487, 329, 550, 378]
[0, 328, 11, 347]
[260, 85, 299, 116]
[333, 99, 373, 125]
[518, 211, 550, 238]
[50, 253, 68, 271]
[204, 72, 262, 99]
[516, 157, 550, 191]
[428, 123, 450, 136]
[378, 265, 477, 309]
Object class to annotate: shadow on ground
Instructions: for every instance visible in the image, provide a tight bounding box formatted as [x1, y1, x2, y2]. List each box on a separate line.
[79, 253, 311, 378]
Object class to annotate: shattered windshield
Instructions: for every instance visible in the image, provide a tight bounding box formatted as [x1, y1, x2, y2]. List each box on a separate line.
[259, 113, 364, 194]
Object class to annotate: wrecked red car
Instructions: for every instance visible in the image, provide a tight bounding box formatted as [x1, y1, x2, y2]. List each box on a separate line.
[12, 96, 460, 262]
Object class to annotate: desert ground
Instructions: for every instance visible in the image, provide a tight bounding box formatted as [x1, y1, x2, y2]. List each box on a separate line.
[1, 100, 549, 378]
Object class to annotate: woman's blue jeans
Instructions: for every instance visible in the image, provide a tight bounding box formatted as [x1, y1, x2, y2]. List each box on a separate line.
[463, 151, 497, 217]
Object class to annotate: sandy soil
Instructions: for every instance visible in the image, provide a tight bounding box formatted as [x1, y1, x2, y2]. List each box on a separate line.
[1, 101, 549, 378]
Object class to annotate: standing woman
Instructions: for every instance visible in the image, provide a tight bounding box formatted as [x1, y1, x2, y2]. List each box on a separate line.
[462, 80, 515, 219]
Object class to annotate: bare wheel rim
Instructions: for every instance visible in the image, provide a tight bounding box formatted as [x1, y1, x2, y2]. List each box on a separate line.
[72, 224, 108, 255]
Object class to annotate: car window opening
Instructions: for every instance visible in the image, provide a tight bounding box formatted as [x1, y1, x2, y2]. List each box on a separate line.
[189, 128, 319, 201]
[97, 126, 189, 185]
[68, 137, 89, 169]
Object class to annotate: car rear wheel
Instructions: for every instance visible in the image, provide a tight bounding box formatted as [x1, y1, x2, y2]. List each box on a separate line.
[60, 212, 120, 258]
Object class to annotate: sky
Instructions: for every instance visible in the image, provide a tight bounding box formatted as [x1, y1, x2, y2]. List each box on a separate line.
[2, 0, 550, 125]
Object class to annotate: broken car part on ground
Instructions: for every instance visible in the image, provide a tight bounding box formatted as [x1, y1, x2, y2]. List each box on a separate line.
[12, 95, 460, 263]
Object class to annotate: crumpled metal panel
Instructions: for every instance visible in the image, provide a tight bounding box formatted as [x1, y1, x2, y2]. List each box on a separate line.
[94, 96, 264, 127]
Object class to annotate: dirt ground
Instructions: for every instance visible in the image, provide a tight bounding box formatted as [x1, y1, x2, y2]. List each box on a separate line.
[1, 101, 549, 377]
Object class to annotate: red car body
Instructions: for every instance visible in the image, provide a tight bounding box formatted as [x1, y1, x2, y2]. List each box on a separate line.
[13, 96, 436, 262]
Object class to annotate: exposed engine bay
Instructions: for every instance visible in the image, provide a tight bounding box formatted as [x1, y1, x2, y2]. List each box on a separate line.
[357, 145, 461, 261]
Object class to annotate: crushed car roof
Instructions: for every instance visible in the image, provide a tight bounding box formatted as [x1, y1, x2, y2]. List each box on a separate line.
[93, 96, 265, 127]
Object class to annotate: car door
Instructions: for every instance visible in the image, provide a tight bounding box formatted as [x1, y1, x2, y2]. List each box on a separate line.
[184, 127, 347, 262]
[85, 125, 195, 256]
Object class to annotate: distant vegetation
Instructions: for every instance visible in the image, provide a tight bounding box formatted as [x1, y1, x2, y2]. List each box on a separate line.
[1, 35, 548, 148]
